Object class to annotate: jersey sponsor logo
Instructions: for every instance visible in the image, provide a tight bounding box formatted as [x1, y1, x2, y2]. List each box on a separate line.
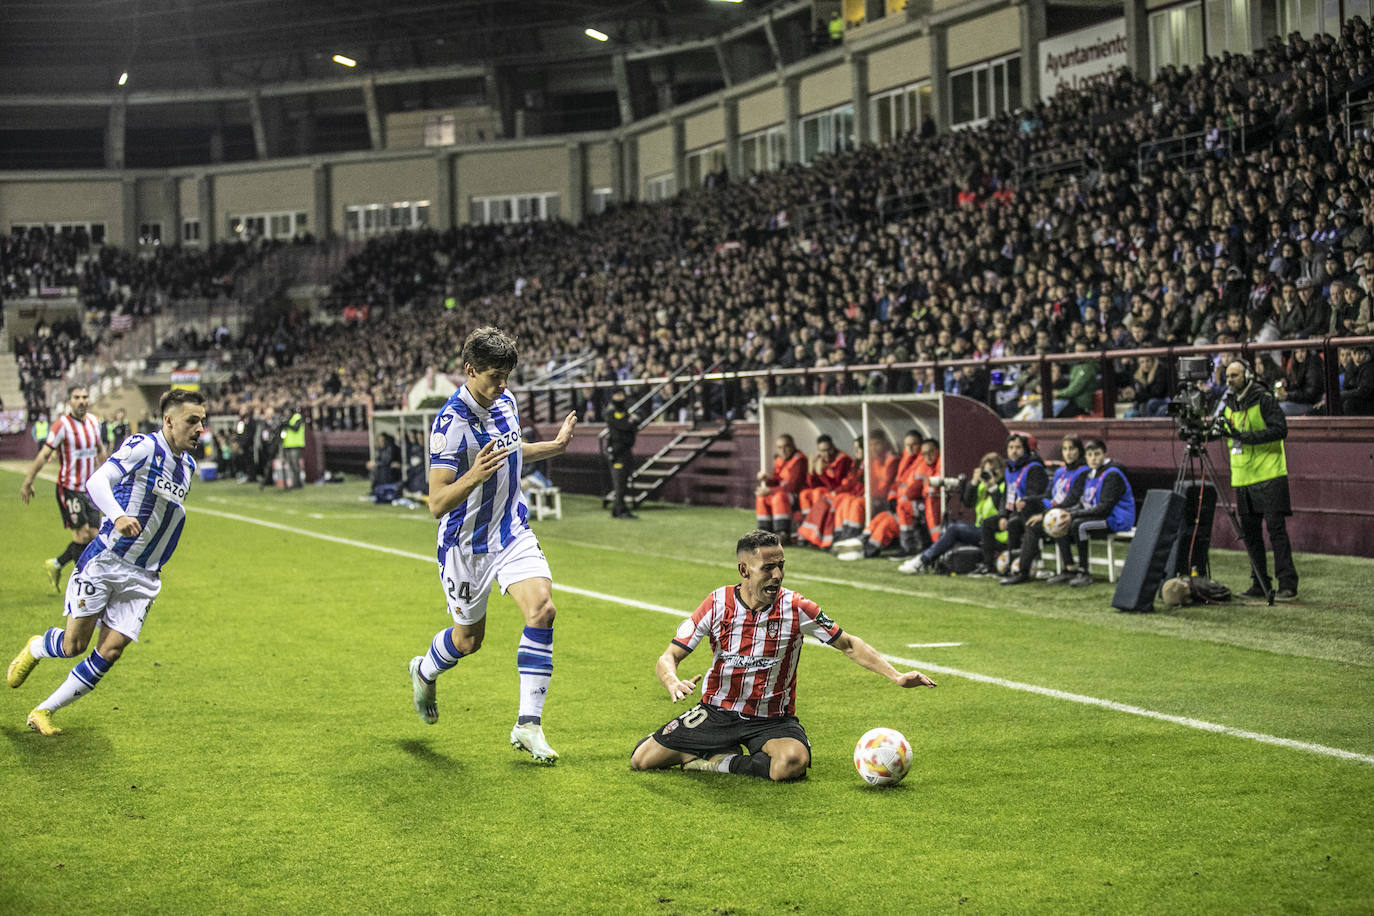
[720, 652, 781, 671]
[489, 428, 522, 452]
[152, 474, 188, 503]
[814, 610, 836, 630]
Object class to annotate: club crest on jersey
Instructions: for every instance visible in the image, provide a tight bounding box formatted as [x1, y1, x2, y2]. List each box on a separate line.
[430, 432, 447, 454]
[662, 719, 680, 734]
[766, 620, 781, 639]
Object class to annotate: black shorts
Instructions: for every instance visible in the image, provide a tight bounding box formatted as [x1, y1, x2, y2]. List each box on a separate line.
[652, 703, 811, 764]
[56, 485, 101, 531]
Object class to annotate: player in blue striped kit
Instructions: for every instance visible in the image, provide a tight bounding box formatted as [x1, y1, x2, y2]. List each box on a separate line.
[7, 389, 207, 735]
[409, 327, 578, 762]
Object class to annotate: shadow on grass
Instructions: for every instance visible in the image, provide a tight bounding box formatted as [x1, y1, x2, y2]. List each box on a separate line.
[394, 737, 461, 771]
[2, 722, 114, 767]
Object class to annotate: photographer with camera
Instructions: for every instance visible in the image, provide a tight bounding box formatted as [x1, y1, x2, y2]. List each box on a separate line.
[1217, 359, 1298, 600]
[898, 453, 1008, 575]
[976, 433, 1047, 578]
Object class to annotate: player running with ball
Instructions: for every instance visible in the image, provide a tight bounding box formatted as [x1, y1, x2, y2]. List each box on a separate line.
[408, 326, 577, 763]
[630, 529, 936, 781]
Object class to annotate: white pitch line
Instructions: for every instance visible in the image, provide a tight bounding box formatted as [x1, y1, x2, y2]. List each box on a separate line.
[907, 642, 965, 648]
[182, 504, 1374, 767]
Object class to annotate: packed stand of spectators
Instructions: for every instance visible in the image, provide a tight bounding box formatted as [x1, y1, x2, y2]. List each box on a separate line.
[1, 226, 91, 301]
[204, 21, 1374, 424]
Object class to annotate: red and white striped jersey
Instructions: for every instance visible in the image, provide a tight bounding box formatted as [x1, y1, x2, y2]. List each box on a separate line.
[672, 585, 842, 718]
[44, 412, 103, 491]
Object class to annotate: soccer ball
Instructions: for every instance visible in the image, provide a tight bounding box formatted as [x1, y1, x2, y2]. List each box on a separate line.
[853, 727, 913, 786]
[995, 550, 1019, 576]
[1043, 507, 1072, 538]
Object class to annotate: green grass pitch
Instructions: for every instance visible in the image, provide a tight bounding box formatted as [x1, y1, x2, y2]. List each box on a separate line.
[2, 464, 1372, 914]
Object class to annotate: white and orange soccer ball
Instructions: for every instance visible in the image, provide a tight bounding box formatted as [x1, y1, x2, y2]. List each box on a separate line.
[853, 727, 913, 786]
[1043, 507, 1072, 539]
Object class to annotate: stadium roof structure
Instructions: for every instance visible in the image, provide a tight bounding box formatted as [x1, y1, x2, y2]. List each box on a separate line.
[0, 0, 787, 93]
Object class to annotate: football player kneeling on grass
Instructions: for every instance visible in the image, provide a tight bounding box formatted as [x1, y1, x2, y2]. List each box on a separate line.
[629, 530, 936, 781]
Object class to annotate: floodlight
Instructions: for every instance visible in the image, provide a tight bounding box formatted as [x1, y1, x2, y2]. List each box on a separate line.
[118, 72, 129, 86]
[584, 28, 609, 41]
[332, 54, 358, 68]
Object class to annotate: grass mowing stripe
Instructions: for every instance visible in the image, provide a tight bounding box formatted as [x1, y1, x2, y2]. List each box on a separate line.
[190, 503, 1374, 767]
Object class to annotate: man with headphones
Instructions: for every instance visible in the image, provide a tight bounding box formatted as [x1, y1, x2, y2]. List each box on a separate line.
[1219, 359, 1298, 599]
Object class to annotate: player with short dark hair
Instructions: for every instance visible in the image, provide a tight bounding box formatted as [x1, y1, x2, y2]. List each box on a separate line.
[408, 326, 578, 763]
[629, 529, 936, 781]
[19, 385, 106, 593]
[8, 389, 207, 735]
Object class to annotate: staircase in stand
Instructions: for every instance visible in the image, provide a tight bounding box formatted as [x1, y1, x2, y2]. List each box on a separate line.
[601, 360, 729, 509]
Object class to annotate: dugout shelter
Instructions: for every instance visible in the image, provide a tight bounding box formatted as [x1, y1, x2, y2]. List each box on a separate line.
[758, 393, 1008, 528]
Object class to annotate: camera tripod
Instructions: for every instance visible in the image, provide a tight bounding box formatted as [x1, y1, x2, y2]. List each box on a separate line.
[1174, 433, 1274, 606]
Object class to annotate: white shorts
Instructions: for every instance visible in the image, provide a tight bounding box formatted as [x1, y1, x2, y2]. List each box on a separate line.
[439, 528, 551, 626]
[64, 550, 162, 642]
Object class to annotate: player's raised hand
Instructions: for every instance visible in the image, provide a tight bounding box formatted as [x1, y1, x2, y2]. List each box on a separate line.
[668, 673, 702, 703]
[114, 515, 142, 537]
[896, 670, 937, 688]
[554, 410, 578, 446]
[469, 440, 511, 483]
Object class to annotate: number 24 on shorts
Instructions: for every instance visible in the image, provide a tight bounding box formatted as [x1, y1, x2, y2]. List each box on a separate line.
[445, 577, 474, 602]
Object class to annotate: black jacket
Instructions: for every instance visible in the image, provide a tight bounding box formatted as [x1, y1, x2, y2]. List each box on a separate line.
[605, 403, 638, 458]
[1342, 358, 1374, 415]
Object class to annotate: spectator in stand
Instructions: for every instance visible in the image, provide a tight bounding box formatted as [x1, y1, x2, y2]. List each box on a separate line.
[1341, 346, 1374, 415]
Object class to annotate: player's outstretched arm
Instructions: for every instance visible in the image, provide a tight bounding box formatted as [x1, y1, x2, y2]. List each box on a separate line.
[521, 411, 579, 462]
[655, 642, 702, 702]
[832, 632, 937, 688]
[18, 445, 55, 504]
[427, 441, 511, 518]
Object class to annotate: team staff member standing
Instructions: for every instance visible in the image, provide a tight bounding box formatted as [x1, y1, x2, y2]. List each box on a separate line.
[629, 530, 936, 781]
[279, 405, 306, 489]
[1219, 359, 1298, 599]
[408, 326, 578, 763]
[19, 385, 105, 593]
[605, 388, 638, 519]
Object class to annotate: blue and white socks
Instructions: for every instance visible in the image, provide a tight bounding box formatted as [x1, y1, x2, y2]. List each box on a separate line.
[30, 627, 71, 659]
[516, 626, 554, 724]
[418, 627, 465, 682]
[39, 650, 114, 712]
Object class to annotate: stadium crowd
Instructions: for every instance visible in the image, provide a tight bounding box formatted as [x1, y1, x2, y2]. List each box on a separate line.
[11, 22, 1374, 427]
[210, 20, 1374, 424]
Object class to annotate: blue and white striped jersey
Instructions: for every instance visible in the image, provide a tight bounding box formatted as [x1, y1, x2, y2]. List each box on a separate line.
[84, 431, 197, 573]
[429, 385, 529, 560]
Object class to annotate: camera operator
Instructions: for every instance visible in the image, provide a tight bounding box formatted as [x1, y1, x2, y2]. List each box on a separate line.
[605, 388, 639, 519]
[976, 433, 1046, 578]
[1217, 359, 1298, 599]
[898, 453, 1008, 574]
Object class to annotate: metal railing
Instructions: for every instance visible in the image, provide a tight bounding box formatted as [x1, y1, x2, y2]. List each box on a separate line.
[1137, 125, 1243, 177]
[518, 337, 1374, 426]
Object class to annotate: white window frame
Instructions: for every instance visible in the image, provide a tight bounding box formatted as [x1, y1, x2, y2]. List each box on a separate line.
[739, 125, 786, 175]
[1149, 3, 1205, 75]
[686, 145, 726, 188]
[591, 187, 614, 215]
[645, 173, 676, 202]
[227, 210, 309, 241]
[948, 55, 1020, 129]
[468, 193, 559, 225]
[343, 201, 429, 237]
[423, 113, 456, 147]
[799, 103, 855, 165]
[869, 81, 931, 145]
